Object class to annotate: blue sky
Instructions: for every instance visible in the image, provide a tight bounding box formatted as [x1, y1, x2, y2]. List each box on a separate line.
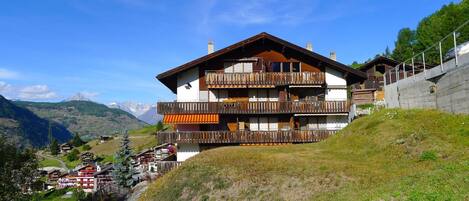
[0, 0, 459, 104]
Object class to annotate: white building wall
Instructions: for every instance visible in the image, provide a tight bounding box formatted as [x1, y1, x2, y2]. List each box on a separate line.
[177, 67, 200, 102]
[325, 67, 347, 101]
[326, 115, 348, 130]
[177, 143, 200, 162]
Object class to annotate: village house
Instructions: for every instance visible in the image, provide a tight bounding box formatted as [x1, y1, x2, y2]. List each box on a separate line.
[47, 169, 62, 183]
[93, 164, 117, 193]
[156, 32, 366, 161]
[57, 173, 77, 189]
[133, 144, 177, 177]
[80, 151, 94, 164]
[75, 164, 97, 192]
[351, 56, 429, 105]
[99, 136, 113, 143]
[59, 143, 73, 154]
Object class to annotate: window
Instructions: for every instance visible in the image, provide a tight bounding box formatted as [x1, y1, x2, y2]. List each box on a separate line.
[292, 62, 300, 72]
[271, 62, 281, 72]
[282, 62, 291, 72]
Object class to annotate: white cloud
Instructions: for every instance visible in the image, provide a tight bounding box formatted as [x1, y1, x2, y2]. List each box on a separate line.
[18, 85, 58, 100]
[0, 81, 12, 93]
[80, 91, 100, 99]
[0, 68, 19, 79]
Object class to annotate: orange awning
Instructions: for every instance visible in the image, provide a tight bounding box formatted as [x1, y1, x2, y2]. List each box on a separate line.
[163, 114, 219, 124]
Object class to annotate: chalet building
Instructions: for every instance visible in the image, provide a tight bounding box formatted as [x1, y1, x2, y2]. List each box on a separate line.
[93, 165, 117, 193]
[156, 32, 366, 161]
[47, 169, 62, 183]
[351, 56, 426, 105]
[76, 164, 97, 192]
[80, 151, 94, 164]
[57, 173, 77, 189]
[59, 143, 73, 154]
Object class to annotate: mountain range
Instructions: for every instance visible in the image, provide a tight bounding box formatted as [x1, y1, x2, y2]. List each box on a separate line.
[0, 95, 72, 147]
[15, 100, 147, 141]
[108, 102, 161, 124]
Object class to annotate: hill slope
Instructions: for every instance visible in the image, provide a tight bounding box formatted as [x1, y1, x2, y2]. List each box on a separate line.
[0, 95, 72, 147]
[15, 100, 146, 139]
[141, 109, 469, 201]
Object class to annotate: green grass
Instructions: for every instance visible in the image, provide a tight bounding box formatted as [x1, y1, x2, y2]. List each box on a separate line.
[140, 109, 469, 201]
[39, 158, 62, 168]
[60, 155, 81, 169]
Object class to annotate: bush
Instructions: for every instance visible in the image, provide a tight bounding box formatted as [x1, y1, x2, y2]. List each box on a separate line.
[420, 151, 437, 161]
[82, 144, 91, 151]
[67, 149, 80, 161]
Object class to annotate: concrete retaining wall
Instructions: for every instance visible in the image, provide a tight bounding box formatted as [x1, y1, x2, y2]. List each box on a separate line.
[384, 54, 469, 114]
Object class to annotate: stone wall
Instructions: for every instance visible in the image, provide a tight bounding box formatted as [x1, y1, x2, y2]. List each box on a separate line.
[384, 54, 469, 114]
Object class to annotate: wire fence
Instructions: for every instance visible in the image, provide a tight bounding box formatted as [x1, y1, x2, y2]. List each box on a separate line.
[384, 19, 469, 85]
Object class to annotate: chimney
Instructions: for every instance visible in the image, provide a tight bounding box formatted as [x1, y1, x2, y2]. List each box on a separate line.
[208, 40, 214, 54]
[330, 51, 337, 61]
[306, 42, 313, 51]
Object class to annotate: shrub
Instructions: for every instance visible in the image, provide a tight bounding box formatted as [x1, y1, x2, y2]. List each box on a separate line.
[82, 144, 91, 151]
[420, 151, 437, 161]
[67, 149, 80, 161]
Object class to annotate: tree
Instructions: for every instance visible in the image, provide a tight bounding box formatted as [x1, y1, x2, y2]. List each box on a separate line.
[71, 133, 85, 147]
[50, 138, 59, 155]
[155, 120, 166, 131]
[113, 131, 135, 189]
[82, 144, 91, 151]
[384, 46, 391, 57]
[350, 61, 363, 69]
[0, 136, 38, 201]
[392, 28, 416, 62]
[67, 149, 80, 161]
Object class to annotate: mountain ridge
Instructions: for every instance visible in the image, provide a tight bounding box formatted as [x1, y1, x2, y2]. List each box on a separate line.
[0, 95, 72, 147]
[14, 100, 147, 140]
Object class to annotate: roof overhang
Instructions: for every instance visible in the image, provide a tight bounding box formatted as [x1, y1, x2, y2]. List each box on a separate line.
[157, 32, 367, 93]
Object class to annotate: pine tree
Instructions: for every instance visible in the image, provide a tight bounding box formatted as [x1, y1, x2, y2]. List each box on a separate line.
[71, 133, 84, 147]
[155, 120, 166, 132]
[113, 131, 135, 189]
[50, 138, 59, 156]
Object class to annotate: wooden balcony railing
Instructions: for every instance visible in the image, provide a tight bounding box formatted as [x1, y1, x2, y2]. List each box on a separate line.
[157, 130, 337, 144]
[157, 101, 349, 114]
[205, 72, 325, 88]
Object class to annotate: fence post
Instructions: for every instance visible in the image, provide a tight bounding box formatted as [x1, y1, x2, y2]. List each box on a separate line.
[422, 52, 426, 78]
[412, 57, 415, 81]
[383, 71, 387, 86]
[439, 41, 444, 71]
[403, 62, 407, 79]
[453, 31, 458, 67]
[395, 66, 399, 84]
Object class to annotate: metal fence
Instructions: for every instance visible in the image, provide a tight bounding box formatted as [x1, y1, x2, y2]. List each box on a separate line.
[384, 19, 469, 85]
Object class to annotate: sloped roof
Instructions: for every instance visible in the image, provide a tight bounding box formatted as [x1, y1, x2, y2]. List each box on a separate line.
[358, 56, 399, 72]
[157, 32, 366, 92]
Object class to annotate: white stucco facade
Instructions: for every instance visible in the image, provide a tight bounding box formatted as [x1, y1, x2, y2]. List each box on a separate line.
[325, 67, 347, 101]
[177, 143, 200, 162]
[177, 67, 200, 102]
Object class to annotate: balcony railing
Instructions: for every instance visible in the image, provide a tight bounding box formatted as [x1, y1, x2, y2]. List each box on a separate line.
[157, 130, 337, 144]
[205, 71, 325, 88]
[157, 101, 349, 114]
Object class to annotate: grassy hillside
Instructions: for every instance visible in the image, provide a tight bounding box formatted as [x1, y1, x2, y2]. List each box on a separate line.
[88, 125, 158, 156]
[15, 100, 146, 139]
[141, 109, 469, 201]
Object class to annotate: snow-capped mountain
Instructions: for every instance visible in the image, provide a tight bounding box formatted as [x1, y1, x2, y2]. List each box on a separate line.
[64, 93, 92, 102]
[108, 101, 161, 124]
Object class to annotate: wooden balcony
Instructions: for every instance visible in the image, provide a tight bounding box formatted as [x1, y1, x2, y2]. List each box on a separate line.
[205, 71, 325, 88]
[157, 101, 349, 114]
[157, 130, 336, 144]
